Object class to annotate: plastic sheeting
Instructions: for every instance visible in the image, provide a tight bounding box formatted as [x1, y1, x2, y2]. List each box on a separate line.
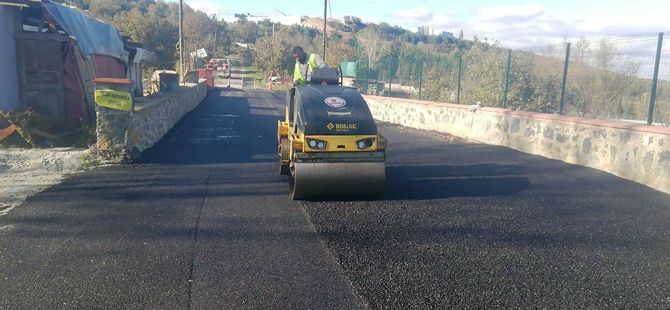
[42, 2, 127, 63]
[0, 5, 19, 115]
[340, 61, 358, 78]
[94, 55, 127, 79]
[62, 41, 91, 126]
[132, 48, 156, 65]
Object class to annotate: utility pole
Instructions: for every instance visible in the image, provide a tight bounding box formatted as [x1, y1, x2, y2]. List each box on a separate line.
[213, 27, 218, 57]
[323, 0, 327, 61]
[179, 0, 184, 83]
[213, 11, 219, 57]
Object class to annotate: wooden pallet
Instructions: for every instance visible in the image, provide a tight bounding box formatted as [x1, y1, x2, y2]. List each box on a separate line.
[0, 124, 16, 142]
[0, 108, 75, 148]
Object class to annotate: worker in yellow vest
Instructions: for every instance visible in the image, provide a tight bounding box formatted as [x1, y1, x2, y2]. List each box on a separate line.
[291, 46, 328, 86]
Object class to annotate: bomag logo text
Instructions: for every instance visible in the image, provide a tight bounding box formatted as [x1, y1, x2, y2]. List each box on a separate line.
[336, 124, 357, 130]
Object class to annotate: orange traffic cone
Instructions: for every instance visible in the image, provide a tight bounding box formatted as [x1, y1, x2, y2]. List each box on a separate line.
[268, 81, 273, 91]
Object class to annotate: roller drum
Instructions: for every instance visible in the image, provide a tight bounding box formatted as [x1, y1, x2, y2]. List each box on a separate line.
[290, 162, 385, 200]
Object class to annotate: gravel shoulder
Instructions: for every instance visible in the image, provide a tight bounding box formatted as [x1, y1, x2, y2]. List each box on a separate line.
[0, 147, 110, 216]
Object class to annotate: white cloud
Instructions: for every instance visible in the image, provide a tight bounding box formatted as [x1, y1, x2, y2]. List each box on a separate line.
[186, 1, 229, 16]
[455, 5, 670, 49]
[387, 8, 457, 33]
[389, 8, 433, 25]
[356, 15, 385, 25]
[476, 4, 543, 22]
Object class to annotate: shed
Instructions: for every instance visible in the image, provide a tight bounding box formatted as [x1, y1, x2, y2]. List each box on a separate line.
[1, 0, 153, 128]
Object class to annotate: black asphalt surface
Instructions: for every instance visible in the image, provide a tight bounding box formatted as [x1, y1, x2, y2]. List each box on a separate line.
[1, 87, 669, 309]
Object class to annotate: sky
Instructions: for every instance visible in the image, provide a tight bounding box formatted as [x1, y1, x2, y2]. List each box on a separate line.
[173, 0, 670, 49]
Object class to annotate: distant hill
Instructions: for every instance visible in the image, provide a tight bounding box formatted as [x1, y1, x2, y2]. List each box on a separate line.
[301, 18, 354, 42]
[303, 16, 469, 50]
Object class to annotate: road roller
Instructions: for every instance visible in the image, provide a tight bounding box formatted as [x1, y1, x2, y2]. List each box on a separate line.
[277, 67, 387, 200]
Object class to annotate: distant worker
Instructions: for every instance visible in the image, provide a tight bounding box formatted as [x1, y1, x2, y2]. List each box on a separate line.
[291, 46, 328, 86]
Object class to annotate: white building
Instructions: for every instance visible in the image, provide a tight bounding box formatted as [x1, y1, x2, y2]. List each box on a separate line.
[220, 14, 304, 27]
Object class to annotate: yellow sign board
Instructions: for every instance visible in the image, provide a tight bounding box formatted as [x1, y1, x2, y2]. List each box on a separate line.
[95, 90, 132, 111]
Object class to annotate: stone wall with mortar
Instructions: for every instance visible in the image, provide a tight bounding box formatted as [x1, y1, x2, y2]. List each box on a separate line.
[95, 80, 207, 161]
[363, 95, 670, 195]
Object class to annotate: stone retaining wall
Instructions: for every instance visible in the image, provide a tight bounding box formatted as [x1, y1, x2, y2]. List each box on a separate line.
[95, 80, 207, 162]
[363, 95, 670, 195]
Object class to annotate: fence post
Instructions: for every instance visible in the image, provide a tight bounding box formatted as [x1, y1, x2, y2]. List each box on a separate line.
[559, 43, 571, 115]
[457, 53, 462, 104]
[648, 32, 664, 125]
[418, 56, 424, 100]
[379, 60, 384, 96]
[365, 60, 369, 95]
[503, 49, 512, 109]
[388, 59, 392, 97]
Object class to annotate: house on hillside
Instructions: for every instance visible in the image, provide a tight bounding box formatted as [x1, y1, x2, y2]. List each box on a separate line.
[0, 0, 155, 128]
[220, 14, 304, 27]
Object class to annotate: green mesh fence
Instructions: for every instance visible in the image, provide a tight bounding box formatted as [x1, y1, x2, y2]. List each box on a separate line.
[353, 31, 669, 126]
[510, 43, 566, 113]
[653, 32, 670, 126]
[561, 34, 660, 123]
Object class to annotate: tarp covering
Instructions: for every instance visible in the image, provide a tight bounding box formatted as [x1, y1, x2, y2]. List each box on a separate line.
[42, 2, 127, 63]
[94, 55, 127, 79]
[0, 5, 19, 115]
[340, 61, 358, 78]
[62, 41, 91, 126]
[132, 48, 156, 65]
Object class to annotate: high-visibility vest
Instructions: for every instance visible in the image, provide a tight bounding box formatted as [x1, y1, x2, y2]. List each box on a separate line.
[293, 53, 319, 85]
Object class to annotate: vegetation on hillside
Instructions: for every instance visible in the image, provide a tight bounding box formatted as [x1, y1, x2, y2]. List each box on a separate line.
[56, 0, 668, 125]
[55, 0, 474, 76]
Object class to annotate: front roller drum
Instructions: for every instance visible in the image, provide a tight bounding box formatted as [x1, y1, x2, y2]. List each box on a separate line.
[289, 162, 385, 200]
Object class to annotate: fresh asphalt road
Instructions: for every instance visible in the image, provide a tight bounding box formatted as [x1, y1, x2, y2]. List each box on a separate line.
[0, 87, 668, 309]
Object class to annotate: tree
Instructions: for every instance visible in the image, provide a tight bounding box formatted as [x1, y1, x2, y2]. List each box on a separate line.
[214, 20, 232, 56]
[422, 68, 445, 101]
[110, 1, 232, 71]
[236, 14, 248, 24]
[343, 16, 366, 33]
[258, 18, 279, 38]
[90, 0, 129, 22]
[356, 27, 389, 68]
[183, 8, 218, 65]
[287, 25, 319, 40]
[459, 30, 463, 40]
[112, 4, 177, 68]
[230, 19, 260, 43]
[329, 30, 343, 42]
[376, 23, 406, 39]
[459, 40, 507, 106]
[253, 32, 294, 77]
[316, 37, 354, 68]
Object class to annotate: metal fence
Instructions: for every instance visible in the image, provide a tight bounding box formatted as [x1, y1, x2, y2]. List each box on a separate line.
[353, 31, 670, 126]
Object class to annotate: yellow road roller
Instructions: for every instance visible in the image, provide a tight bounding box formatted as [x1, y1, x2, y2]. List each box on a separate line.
[277, 68, 387, 200]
